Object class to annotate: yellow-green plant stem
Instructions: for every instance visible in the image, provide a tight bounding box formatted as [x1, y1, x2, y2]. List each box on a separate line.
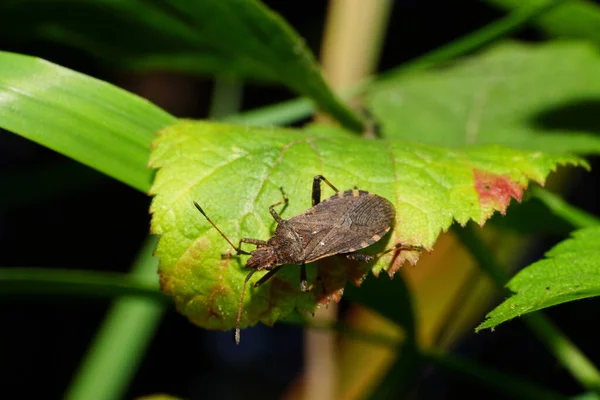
[454, 224, 600, 395]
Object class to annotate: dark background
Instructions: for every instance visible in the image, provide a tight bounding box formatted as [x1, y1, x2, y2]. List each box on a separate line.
[1, 1, 599, 399]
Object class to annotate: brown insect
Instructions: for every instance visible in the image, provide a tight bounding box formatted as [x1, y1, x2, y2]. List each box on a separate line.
[194, 175, 421, 343]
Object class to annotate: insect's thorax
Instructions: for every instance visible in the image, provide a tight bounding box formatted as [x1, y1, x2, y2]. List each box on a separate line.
[268, 221, 305, 265]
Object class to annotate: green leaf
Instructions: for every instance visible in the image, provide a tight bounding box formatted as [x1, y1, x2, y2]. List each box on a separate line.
[477, 226, 600, 331]
[368, 42, 600, 154]
[0, 51, 176, 192]
[0, 0, 363, 131]
[487, 0, 600, 45]
[149, 120, 584, 331]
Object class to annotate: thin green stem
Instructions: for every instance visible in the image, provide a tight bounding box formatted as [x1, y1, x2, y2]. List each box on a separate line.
[209, 78, 244, 120]
[454, 224, 600, 395]
[531, 187, 600, 229]
[226, 0, 565, 127]
[65, 236, 164, 400]
[421, 348, 568, 400]
[224, 96, 314, 126]
[0, 268, 164, 300]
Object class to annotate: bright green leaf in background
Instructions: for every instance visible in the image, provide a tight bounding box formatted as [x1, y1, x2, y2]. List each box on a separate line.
[368, 42, 600, 154]
[148, 121, 584, 331]
[0, 0, 363, 131]
[477, 226, 600, 331]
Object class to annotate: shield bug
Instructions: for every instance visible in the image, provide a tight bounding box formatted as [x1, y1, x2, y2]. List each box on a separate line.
[194, 175, 421, 343]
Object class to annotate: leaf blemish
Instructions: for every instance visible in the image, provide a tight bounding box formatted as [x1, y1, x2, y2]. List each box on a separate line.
[474, 169, 524, 215]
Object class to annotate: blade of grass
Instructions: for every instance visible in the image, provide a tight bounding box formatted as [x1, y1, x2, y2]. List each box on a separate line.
[65, 236, 164, 400]
[454, 224, 600, 395]
[0, 51, 176, 193]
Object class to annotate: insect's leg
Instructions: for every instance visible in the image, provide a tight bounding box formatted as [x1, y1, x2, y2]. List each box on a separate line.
[235, 269, 257, 345]
[238, 238, 267, 252]
[194, 201, 251, 255]
[300, 263, 308, 292]
[222, 238, 265, 260]
[253, 264, 286, 288]
[304, 274, 326, 296]
[269, 187, 289, 223]
[312, 175, 339, 206]
[344, 253, 375, 262]
[259, 263, 310, 293]
[345, 243, 423, 262]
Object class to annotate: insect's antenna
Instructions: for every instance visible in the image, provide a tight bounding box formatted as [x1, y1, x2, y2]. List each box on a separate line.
[235, 269, 257, 345]
[193, 201, 248, 254]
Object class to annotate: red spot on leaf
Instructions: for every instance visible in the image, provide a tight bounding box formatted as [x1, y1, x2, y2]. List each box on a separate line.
[474, 169, 524, 221]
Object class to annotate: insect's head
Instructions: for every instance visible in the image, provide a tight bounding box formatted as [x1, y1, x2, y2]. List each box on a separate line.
[246, 246, 277, 270]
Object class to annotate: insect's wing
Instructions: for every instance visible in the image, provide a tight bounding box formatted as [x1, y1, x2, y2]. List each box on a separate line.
[289, 190, 395, 262]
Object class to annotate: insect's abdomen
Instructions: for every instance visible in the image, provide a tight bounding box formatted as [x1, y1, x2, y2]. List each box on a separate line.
[289, 189, 395, 262]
